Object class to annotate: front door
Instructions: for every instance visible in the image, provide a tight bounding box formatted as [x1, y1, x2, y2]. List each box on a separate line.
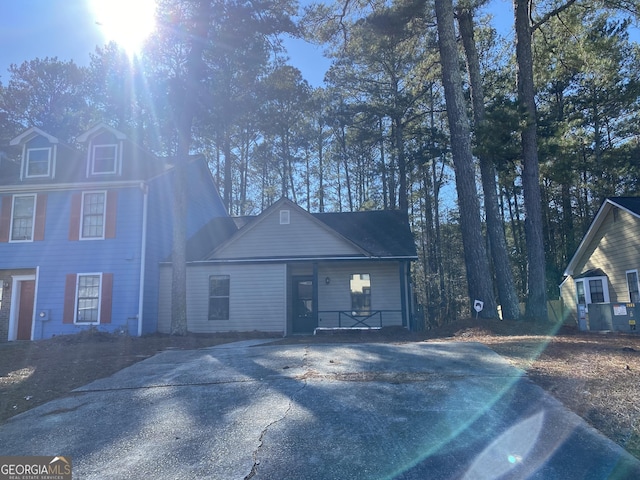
[292, 276, 316, 333]
[17, 280, 35, 340]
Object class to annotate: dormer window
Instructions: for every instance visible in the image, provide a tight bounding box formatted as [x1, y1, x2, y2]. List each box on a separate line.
[91, 144, 118, 175]
[10, 127, 59, 181]
[25, 147, 52, 178]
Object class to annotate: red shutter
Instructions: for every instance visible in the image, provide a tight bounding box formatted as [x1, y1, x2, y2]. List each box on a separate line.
[105, 191, 117, 239]
[69, 193, 81, 241]
[0, 196, 11, 242]
[100, 273, 113, 324]
[34, 194, 47, 241]
[63, 274, 77, 324]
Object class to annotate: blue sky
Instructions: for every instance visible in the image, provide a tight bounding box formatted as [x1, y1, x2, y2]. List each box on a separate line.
[0, 1, 512, 88]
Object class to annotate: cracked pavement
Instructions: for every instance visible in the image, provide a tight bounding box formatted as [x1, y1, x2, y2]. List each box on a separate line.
[1, 340, 639, 479]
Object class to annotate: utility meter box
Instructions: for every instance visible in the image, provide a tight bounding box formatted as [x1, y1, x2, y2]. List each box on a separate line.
[589, 303, 638, 332]
[612, 303, 637, 332]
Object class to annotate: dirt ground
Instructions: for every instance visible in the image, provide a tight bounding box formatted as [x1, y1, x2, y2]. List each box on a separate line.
[1, 320, 639, 460]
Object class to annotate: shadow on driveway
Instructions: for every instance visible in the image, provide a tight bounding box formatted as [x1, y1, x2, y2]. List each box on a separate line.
[0, 341, 638, 479]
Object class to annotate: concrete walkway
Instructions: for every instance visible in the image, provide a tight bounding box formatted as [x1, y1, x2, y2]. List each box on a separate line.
[1, 341, 639, 479]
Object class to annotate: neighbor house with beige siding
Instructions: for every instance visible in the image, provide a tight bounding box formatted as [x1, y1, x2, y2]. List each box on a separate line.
[560, 197, 640, 328]
[158, 198, 417, 335]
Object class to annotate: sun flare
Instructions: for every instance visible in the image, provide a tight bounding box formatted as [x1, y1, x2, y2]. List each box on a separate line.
[91, 0, 157, 56]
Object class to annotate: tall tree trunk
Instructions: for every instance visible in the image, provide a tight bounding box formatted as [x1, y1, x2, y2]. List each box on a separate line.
[395, 116, 408, 212]
[171, 0, 210, 335]
[507, 182, 527, 297]
[306, 154, 311, 211]
[561, 182, 574, 263]
[434, 0, 497, 318]
[514, 0, 548, 321]
[223, 130, 232, 213]
[379, 117, 389, 210]
[457, 8, 520, 320]
[318, 127, 325, 212]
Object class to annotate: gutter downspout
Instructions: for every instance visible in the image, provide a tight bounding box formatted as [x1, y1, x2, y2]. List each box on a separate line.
[137, 182, 149, 337]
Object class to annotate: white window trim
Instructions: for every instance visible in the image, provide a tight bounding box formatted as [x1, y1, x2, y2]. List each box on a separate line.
[208, 275, 230, 321]
[575, 276, 610, 306]
[74, 273, 102, 325]
[80, 190, 107, 240]
[280, 210, 290, 225]
[626, 269, 640, 303]
[24, 147, 52, 178]
[9, 194, 37, 243]
[90, 143, 118, 175]
[7, 273, 38, 341]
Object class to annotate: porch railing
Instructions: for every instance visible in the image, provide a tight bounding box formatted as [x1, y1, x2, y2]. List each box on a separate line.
[316, 310, 403, 330]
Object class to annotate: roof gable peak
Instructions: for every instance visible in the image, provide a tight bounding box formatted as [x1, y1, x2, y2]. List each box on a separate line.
[10, 127, 59, 146]
[76, 122, 126, 143]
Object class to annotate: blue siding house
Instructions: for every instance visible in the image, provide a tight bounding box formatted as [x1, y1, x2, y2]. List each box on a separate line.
[0, 123, 227, 341]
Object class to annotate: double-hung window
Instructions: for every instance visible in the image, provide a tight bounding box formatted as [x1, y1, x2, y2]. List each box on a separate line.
[25, 147, 51, 178]
[64, 272, 112, 325]
[209, 275, 230, 320]
[81, 191, 106, 239]
[91, 144, 117, 175]
[10, 195, 36, 242]
[75, 274, 101, 324]
[575, 276, 610, 305]
[589, 279, 605, 303]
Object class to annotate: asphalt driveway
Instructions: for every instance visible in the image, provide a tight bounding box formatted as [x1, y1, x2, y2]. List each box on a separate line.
[1, 340, 639, 479]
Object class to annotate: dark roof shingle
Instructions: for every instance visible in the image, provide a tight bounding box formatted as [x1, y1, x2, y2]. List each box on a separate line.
[312, 210, 417, 258]
[609, 197, 640, 216]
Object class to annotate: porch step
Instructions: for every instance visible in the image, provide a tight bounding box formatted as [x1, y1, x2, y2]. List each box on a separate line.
[313, 327, 382, 335]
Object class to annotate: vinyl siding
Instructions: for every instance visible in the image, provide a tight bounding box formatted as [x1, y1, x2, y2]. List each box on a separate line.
[561, 207, 640, 324]
[317, 262, 404, 328]
[0, 186, 145, 339]
[573, 208, 640, 302]
[142, 172, 176, 335]
[158, 263, 286, 333]
[213, 206, 362, 259]
[142, 160, 228, 334]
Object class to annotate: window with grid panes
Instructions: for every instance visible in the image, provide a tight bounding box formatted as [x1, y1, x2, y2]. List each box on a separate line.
[81, 192, 106, 239]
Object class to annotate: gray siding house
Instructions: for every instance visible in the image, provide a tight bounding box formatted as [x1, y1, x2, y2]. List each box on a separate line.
[158, 198, 417, 335]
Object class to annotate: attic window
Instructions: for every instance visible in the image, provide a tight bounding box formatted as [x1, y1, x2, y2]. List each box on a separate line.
[91, 144, 118, 175]
[25, 147, 51, 178]
[280, 210, 290, 225]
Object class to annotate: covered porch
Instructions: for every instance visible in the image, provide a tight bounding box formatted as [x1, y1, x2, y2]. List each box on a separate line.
[287, 260, 412, 335]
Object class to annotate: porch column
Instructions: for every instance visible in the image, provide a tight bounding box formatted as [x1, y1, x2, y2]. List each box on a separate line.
[313, 262, 319, 324]
[400, 262, 407, 327]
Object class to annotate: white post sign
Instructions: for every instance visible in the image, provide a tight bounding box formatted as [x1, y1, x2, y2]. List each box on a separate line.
[474, 300, 484, 319]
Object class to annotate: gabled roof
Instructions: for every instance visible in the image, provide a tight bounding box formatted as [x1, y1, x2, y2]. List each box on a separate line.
[208, 198, 417, 261]
[10, 127, 59, 145]
[607, 197, 640, 216]
[312, 210, 417, 258]
[184, 216, 239, 261]
[574, 268, 608, 279]
[1, 125, 178, 187]
[564, 197, 640, 276]
[76, 122, 127, 142]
